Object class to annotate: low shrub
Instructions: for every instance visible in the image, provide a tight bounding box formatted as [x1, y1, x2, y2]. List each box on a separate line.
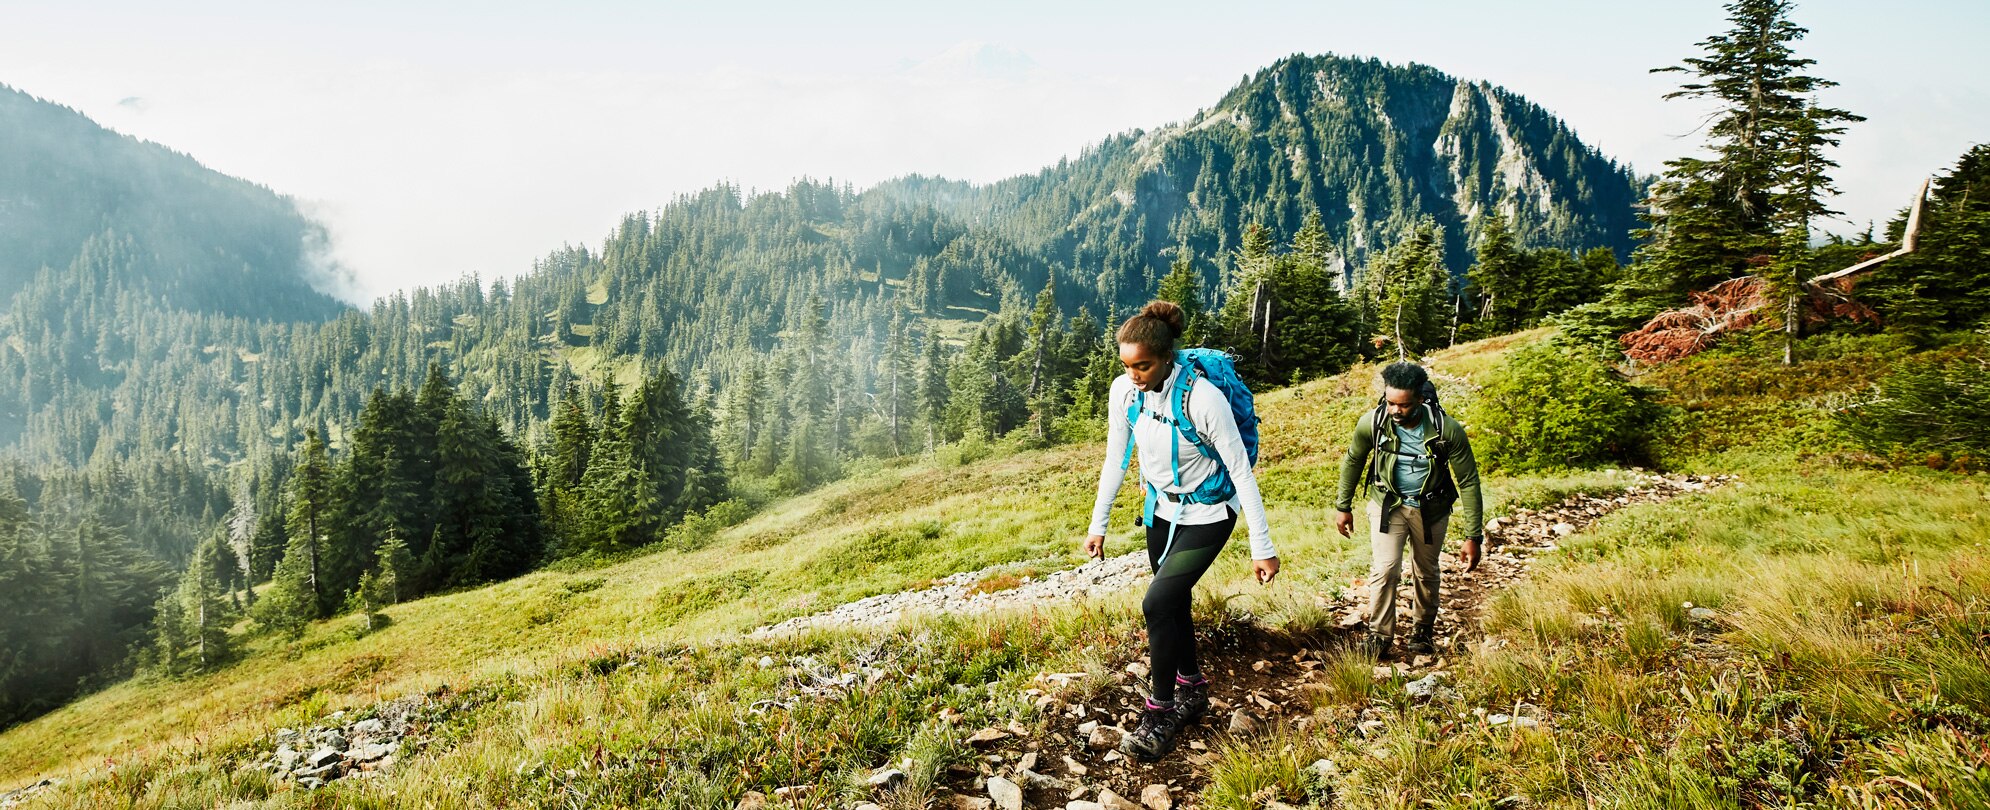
[1472, 343, 1658, 472]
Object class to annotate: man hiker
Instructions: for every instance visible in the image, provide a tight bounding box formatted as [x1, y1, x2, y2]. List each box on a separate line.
[1332, 361, 1484, 659]
[1085, 300, 1278, 761]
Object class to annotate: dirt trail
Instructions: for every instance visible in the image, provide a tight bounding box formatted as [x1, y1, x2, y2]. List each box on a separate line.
[932, 473, 1734, 810]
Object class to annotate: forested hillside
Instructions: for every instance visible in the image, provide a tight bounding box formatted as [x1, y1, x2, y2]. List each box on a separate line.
[876, 53, 1643, 299]
[0, 84, 347, 319]
[0, 52, 1644, 733]
[0, 53, 1641, 471]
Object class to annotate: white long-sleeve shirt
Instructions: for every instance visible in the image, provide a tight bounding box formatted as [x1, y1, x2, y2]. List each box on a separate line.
[1087, 363, 1276, 560]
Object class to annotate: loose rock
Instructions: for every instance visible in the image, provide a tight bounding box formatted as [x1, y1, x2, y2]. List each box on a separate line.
[1098, 788, 1143, 810]
[1227, 709, 1260, 737]
[1087, 726, 1120, 750]
[987, 776, 1023, 810]
[868, 768, 907, 792]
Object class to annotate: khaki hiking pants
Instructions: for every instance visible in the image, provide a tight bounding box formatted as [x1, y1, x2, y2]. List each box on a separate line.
[1365, 502, 1448, 640]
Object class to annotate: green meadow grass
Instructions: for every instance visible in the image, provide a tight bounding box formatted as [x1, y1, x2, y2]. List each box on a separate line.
[8, 329, 1987, 809]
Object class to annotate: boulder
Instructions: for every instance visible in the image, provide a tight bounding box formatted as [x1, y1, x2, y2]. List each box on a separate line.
[348, 742, 398, 763]
[1097, 788, 1142, 810]
[986, 776, 1023, 810]
[1404, 673, 1445, 700]
[1140, 784, 1172, 810]
[293, 761, 339, 781]
[1227, 709, 1260, 737]
[1086, 726, 1120, 750]
[967, 727, 1010, 746]
[867, 768, 907, 792]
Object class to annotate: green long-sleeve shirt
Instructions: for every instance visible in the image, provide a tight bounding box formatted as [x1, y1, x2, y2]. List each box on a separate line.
[1334, 405, 1485, 538]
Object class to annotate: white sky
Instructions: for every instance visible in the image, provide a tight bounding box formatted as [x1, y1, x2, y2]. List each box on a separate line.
[4, 0, 1985, 304]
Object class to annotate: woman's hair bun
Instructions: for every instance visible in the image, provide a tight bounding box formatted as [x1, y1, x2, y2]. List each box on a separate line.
[1139, 300, 1186, 338]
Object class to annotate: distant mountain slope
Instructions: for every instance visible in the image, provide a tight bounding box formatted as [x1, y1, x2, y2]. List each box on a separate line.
[0, 84, 348, 320]
[876, 53, 1645, 301]
[0, 54, 1643, 469]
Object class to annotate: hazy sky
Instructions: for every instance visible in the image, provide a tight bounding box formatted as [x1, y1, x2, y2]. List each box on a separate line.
[5, 1, 1985, 304]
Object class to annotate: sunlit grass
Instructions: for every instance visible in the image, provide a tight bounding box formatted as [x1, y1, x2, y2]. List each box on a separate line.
[13, 330, 1989, 809]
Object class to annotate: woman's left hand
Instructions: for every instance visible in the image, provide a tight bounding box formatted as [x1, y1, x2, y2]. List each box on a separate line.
[1252, 556, 1280, 584]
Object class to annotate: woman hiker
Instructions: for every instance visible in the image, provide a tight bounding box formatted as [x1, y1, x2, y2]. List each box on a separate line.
[1083, 300, 1279, 761]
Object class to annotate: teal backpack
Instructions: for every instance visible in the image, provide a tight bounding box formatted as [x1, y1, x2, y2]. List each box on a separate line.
[1119, 348, 1260, 563]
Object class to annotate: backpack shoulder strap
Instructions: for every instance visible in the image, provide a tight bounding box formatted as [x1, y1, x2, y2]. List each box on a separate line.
[1426, 403, 1453, 463]
[1120, 385, 1141, 470]
[1171, 356, 1207, 449]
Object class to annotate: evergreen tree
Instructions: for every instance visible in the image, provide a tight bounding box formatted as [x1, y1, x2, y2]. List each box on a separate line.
[375, 530, 412, 605]
[883, 310, 916, 454]
[1155, 252, 1207, 346]
[1871, 145, 1990, 334]
[1362, 223, 1450, 359]
[252, 529, 318, 638]
[1767, 100, 1854, 365]
[283, 429, 332, 615]
[918, 333, 950, 450]
[152, 533, 233, 675]
[575, 396, 661, 552]
[1639, 0, 1860, 304]
[353, 569, 390, 632]
[1024, 279, 1065, 439]
[1467, 212, 1526, 333]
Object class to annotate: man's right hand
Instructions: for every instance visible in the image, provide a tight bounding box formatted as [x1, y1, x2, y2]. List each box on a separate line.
[1333, 509, 1354, 537]
[1083, 534, 1106, 560]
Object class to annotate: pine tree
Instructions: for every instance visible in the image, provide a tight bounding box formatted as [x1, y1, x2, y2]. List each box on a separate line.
[1024, 279, 1064, 439]
[153, 533, 233, 674]
[918, 333, 950, 450]
[1467, 212, 1525, 333]
[1363, 223, 1450, 359]
[1767, 100, 1854, 365]
[252, 530, 318, 638]
[576, 396, 661, 551]
[1641, 0, 1860, 304]
[1155, 252, 1206, 346]
[883, 310, 916, 454]
[224, 484, 256, 605]
[1219, 223, 1279, 363]
[375, 530, 412, 605]
[353, 569, 390, 632]
[1873, 145, 1990, 332]
[283, 429, 332, 615]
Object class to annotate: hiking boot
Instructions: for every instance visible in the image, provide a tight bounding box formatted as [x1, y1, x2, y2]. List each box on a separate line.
[1119, 703, 1188, 761]
[1176, 678, 1211, 723]
[1404, 625, 1436, 657]
[1362, 635, 1394, 661]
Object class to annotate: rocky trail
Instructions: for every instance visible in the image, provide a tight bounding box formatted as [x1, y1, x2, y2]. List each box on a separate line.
[890, 472, 1735, 810]
[5, 474, 1729, 808]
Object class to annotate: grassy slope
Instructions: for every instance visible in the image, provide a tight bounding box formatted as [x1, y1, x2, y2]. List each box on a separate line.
[0, 329, 1558, 790]
[10, 328, 1987, 809]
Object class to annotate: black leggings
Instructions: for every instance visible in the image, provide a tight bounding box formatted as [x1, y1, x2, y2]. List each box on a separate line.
[1142, 507, 1236, 703]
